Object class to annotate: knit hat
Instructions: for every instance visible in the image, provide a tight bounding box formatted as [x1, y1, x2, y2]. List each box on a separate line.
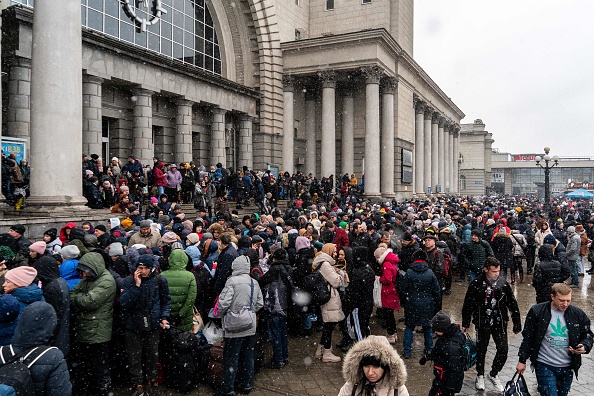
[121, 218, 133, 229]
[162, 232, 178, 244]
[5, 266, 38, 288]
[411, 249, 428, 262]
[543, 234, 557, 245]
[95, 224, 107, 232]
[575, 224, 585, 234]
[150, 196, 159, 204]
[0, 246, 15, 262]
[10, 224, 25, 235]
[186, 233, 200, 245]
[139, 220, 152, 228]
[108, 242, 124, 257]
[43, 228, 58, 241]
[374, 246, 387, 261]
[29, 241, 46, 255]
[431, 310, 451, 333]
[486, 218, 496, 226]
[566, 226, 576, 234]
[128, 205, 138, 212]
[251, 235, 263, 244]
[137, 254, 156, 269]
[60, 245, 80, 260]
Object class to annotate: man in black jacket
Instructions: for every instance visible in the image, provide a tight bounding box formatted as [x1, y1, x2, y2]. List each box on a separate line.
[462, 257, 521, 392]
[516, 283, 593, 396]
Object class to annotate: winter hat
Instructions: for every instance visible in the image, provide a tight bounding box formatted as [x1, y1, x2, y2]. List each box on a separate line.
[108, 242, 124, 257]
[10, 224, 25, 236]
[295, 236, 311, 252]
[0, 246, 15, 262]
[374, 246, 387, 261]
[543, 234, 557, 245]
[251, 235, 263, 244]
[186, 233, 200, 245]
[566, 226, 576, 234]
[5, 266, 38, 288]
[139, 220, 152, 228]
[109, 218, 120, 230]
[83, 234, 98, 248]
[137, 254, 156, 269]
[575, 224, 586, 234]
[150, 196, 159, 204]
[486, 218, 496, 226]
[43, 228, 58, 241]
[121, 218, 133, 229]
[29, 241, 46, 255]
[60, 245, 80, 260]
[431, 310, 451, 333]
[95, 224, 107, 232]
[402, 231, 413, 241]
[162, 232, 178, 244]
[271, 248, 288, 262]
[411, 249, 428, 262]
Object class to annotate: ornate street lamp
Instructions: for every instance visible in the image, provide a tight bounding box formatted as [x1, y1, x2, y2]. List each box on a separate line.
[535, 147, 559, 216]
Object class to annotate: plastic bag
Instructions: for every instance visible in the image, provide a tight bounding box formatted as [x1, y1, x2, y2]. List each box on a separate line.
[202, 321, 224, 345]
[373, 277, 383, 308]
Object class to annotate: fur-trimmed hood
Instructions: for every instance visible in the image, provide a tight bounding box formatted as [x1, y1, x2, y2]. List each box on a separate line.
[342, 335, 407, 389]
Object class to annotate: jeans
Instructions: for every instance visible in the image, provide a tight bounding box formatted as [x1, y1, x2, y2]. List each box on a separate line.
[157, 186, 165, 196]
[568, 260, 579, 285]
[403, 325, 433, 357]
[268, 314, 288, 364]
[125, 330, 160, 385]
[535, 362, 573, 396]
[476, 325, 508, 376]
[577, 256, 584, 274]
[219, 335, 256, 396]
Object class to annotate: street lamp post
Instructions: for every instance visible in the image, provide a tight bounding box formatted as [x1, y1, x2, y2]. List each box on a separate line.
[535, 147, 559, 217]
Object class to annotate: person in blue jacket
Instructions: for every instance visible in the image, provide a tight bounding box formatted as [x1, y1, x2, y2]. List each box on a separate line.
[58, 245, 81, 290]
[3, 266, 44, 313]
[0, 294, 20, 346]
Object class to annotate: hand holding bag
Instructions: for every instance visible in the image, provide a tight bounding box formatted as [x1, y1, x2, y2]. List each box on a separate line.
[373, 277, 383, 308]
[223, 279, 255, 333]
[504, 372, 531, 396]
[191, 306, 204, 334]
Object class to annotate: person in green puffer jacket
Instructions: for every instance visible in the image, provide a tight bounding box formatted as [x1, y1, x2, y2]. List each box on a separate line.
[161, 248, 197, 331]
[70, 251, 116, 396]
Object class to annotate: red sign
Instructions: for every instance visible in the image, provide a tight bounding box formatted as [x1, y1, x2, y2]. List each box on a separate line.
[513, 154, 538, 161]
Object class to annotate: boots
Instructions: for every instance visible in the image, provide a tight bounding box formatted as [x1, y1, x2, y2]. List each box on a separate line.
[322, 348, 341, 363]
[315, 344, 323, 360]
[510, 270, 515, 285]
[519, 267, 524, 283]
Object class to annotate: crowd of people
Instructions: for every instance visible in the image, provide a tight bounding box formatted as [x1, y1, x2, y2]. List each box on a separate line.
[0, 156, 592, 395]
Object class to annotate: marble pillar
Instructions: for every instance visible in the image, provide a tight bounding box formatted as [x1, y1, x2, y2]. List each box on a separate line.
[362, 66, 383, 197]
[305, 89, 317, 177]
[82, 74, 103, 157]
[438, 119, 445, 194]
[28, 0, 86, 207]
[6, 57, 32, 139]
[431, 113, 439, 193]
[238, 115, 253, 169]
[445, 126, 451, 194]
[341, 88, 354, 177]
[319, 71, 336, 178]
[175, 99, 193, 164]
[414, 98, 425, 196]
[282, 75, 295, 174]
[210, 108, 227, 167]
[132, 88, 154, 166]
[381, 77, 396, 197]
[454, 129, 460, 193]
[423, 107, 433, 195]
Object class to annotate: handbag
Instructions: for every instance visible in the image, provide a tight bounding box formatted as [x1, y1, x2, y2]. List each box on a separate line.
[373, 277, 383, 308]
[191, 306, 204, 334]
[223, 279, 254, 333]
[503, 372, 531, 396]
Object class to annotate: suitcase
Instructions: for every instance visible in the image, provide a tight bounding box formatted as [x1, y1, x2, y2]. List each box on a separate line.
[206, 340, 224, 387]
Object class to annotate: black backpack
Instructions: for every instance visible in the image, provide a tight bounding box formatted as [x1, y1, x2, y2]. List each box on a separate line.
[264, 273, 289, 315]
[0, 345, 56, 395]
[301, 263, 331, 306]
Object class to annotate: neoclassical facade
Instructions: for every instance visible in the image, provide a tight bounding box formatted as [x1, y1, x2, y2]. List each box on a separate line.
[1, 0, 464, 202]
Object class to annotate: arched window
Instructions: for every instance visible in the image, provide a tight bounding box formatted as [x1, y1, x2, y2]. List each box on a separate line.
[11, 0, 222, 75]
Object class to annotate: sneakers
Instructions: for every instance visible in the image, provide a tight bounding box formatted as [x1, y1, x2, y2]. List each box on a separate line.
[386, 334, 397, 344]
[475, 375, 485, 390]
[131, 385, 145, 396]
[487, 373, 504, 392]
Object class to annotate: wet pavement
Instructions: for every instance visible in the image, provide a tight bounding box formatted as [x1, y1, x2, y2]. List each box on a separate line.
[116, 270, 594, 395]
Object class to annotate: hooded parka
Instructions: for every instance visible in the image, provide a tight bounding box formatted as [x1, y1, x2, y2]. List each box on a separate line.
[161, 249, 196, 331]
[313, 252, 345, 323]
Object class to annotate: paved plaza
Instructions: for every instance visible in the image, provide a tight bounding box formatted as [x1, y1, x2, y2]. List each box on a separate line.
[114, 271, 594, 396]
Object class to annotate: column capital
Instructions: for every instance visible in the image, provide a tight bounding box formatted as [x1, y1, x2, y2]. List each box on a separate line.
[414, 97, 426, 114]
[424, 106, 434, 120]
[438, 117, 447, 128]
[239, 113, 253, 122]
[282, 75, 295, 92]
[175, 98, 194, 107]
[318, 71, 337, 88]
[381, 77, 398, 94]
[83, 74, 104, 85]
[361, 65, 384, 84]
[132, 87, 153, 97]
[432, 111, 441, 124]
[211, 107, 227, 116]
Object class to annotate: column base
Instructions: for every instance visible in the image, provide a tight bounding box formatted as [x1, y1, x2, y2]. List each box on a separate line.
[365, 193, 382, 202]
[23, 195, 90, 216]
[381, 192, 396, 200]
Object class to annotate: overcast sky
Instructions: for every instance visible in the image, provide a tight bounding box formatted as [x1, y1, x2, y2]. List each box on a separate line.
[414, 0, 594, 157]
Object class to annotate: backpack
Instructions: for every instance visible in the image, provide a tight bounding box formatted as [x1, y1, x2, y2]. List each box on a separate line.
[0, 345, 57, 396]
[462, 334, 478, 371]
[434, 242, 452, 277]
[301, 263, 331, 306]
[264, 273, 289, 315]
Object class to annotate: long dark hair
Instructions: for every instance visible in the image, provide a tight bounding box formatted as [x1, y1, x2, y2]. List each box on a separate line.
[351, 365, 390, 396]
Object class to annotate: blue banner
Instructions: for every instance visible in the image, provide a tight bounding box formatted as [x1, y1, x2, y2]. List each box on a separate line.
[1, 140, 27, 163]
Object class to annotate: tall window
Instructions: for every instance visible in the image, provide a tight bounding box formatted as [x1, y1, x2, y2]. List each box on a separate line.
[11, 0, 222, 75]
[325, 0, 334, 11]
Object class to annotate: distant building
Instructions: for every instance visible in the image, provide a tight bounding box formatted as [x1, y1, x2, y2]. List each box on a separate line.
[459, 119, 494, 196]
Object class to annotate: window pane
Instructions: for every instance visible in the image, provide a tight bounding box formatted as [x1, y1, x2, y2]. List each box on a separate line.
[161, 5, 172, 22]
[135, 31, 147, 47]
[88, 0, 102, 11]
[121, 22, 134, 42]
[173, 0, 184, 12]
[196, 53, 204, 68]
[173, 43, 183, 60]
[195, 37, 204, 53]
[161, 39, 172, 57]
[161, 22, 172, 39]
[105, 16, 118, 37]
[205, 56, 213, 71]
[196, 21, 204, 38]
[105, 0, 119, 17]
[214, 59, 221, 74]
[184, 31, 194, 49]
[148, 21, 160, 34]
[183, 48, 194, 64]
[205, 26, 213, 41]
[148, 33, 160, 51]
[205, 40, 213, 56]
[173, 27, 183, 44]
[173, 10, 184, 27]
[88, 8, 103, 31]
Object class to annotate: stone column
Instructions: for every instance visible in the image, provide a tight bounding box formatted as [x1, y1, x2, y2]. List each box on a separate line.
[381, 77, 396, 197]
[282, 75, 295, 174]
[28, 0, 86, 208]
[210, 108, 227, 167]
[319, 71, 336, 178]
[361, 66, 383, 197]
[453, 127, 460, 193]
[423, 107, 433, 195]
[305, 89, 317, 176]
[438, 118, 445, 194]
[414, 97, 425, 196]
[82, 74, 103, 157]
[175, 99, 193, 164]
[444, 124, 451, 194]
[431, 113, 439, 193]
[6, 57, 32, 139]
[132, 88, 154, 166]
[341, 88, 354, 177]
[238, 115, 253, 169]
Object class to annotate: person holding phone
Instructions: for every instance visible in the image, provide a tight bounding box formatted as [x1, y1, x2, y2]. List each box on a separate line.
[121, 254, 171, 396]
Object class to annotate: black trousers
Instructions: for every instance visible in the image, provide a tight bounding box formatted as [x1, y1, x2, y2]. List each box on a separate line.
[378, 308, 397, 335]
[126, 330, 160, 385]
[72, 341, 111, 396]
[476, 324, 508, 376]
[320, 322, 338, 349]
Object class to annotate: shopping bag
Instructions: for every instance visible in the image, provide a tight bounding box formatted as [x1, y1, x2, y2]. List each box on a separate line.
[503, 372, 531, 396]
[373, 277, 383, 308]
[202, 321, 224, 345]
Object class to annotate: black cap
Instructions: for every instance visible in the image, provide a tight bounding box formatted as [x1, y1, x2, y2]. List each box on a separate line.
[10, 224, 25, 235]
[431, 310, 451, 333]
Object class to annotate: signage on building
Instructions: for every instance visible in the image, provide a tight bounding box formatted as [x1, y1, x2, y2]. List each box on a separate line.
[491, 170, 504, 183]
[123, 0, 167, 32]
[569, 182, 591, 189]
[1, 137, 27, 164]
[513, 154, 538, 161]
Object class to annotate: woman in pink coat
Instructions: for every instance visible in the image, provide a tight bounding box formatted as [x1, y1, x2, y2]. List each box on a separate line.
[374, 244, 400, 344]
